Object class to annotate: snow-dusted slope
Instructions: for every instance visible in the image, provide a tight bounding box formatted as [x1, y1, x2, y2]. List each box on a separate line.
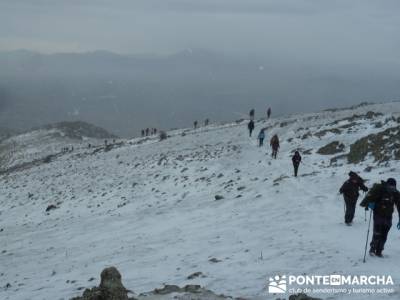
[0, 121, 116, 170]
[1, 102, 400, 300]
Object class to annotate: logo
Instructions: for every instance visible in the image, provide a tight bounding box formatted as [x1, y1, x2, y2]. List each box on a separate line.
[330, 275, 341, 286]
[267, 274, 395, 295]
[268, 275, 287, 294]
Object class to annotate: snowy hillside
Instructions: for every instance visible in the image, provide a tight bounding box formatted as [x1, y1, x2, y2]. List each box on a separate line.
[1, 102, 400, 300]
[0, 121, 117, 170]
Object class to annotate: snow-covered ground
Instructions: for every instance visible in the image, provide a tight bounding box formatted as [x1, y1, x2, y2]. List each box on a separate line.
[1, 102, 400, 300]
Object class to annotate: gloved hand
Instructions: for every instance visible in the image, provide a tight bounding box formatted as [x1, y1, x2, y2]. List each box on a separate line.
[397, 221, 400, 230]
[368, 203, 375, 210]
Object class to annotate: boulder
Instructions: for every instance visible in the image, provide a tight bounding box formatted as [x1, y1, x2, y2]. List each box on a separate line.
[71, 267, 129, 300]
[289, 293, 322, 300]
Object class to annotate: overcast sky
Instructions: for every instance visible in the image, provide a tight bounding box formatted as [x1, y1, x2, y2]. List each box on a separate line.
[1, 0, 400, 64]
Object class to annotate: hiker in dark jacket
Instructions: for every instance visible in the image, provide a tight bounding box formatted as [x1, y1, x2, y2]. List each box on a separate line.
[249, 109, 255, 120]
[267, 107, 271, 119]
[248, 120, 255, 137]
[194, 121, 198, 129]
[258, 129, 265, 147]
[360, 178, 400, 257]
[292, 151, 302, 177]
[270, 135, 280, 159]
[339, 171, 368, 225]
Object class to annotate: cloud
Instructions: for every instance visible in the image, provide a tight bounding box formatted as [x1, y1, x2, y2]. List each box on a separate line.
[0, 0, 399, 63]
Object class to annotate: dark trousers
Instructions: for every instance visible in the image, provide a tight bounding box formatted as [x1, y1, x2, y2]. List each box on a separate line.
[249, 129, 253, 137]
[259, 138, 264, 146]
[293, 163, 299, 177]
[344, 196, 357, 223]
[370, 215, 392, 253]
[272, 148, 278, 159]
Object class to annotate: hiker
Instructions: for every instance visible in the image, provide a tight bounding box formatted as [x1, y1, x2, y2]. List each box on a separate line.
[205, 118, 209, 126]
[194, 121, 198, 129]
[145, 128, 150, 136]
[248, 120, 255, 137]
[292, 151, 302, 177]
[267, 107, 271, 119]
[249, 109, 255, 120]
[339, 171, 368, 225]
[141, 129, 145, 137]
[154, 128, 157, 135]
[270, 134, 280, 159]
[258, 129, 265, 147]
[360, 178, 400, 257]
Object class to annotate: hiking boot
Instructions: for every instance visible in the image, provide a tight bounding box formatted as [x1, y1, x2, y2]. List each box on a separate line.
[375, 250, 383, 258]
[369, 248, 375, 256]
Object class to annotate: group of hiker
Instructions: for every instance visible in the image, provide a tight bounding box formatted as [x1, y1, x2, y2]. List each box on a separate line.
[194, 119, 210, 129]
[247, 108, 299, 177]
[247, 107, 399, 258]
[339, 172, 400, 258]
[141, 128, 158, 137]
[249, 107, 271, 121]
[248, 122, 281, 156]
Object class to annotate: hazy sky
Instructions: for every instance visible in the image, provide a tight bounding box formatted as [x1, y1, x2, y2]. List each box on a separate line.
[1, 0, 400, 64]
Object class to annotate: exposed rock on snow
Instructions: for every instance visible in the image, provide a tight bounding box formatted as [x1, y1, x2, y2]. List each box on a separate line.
[71, 268, 234, 300]
[317, 141, 345, 155]
[289, 293, 322, 300]
[348, 126, 400, 164]
[71, 267, 129, 300]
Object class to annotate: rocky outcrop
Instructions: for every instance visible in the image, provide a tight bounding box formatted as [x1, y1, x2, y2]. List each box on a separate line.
[348, 126, 400, 164]
[317, 141, 345, 155]
[289, 293, 322, 300]
[71, 267, 129, 300]
[71, 268, 325, 300]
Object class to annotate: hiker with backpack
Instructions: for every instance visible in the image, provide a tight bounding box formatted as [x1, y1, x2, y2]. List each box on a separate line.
[339, 171, 368, 225]
[360, 178, 400, 257]
[270, 134, 280, 159]
[258, 129, 265, 147]
[248, 120, 255, 137]
[267, 107, 271, 119]
[292, 151, 302, 177]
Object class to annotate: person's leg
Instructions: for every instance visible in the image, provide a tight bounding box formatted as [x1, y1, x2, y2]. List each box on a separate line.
[375, 221, 392, 256]
[370, 219, 380, 253]
[370, 216, 391, 255]
[344, 197, 357, 224]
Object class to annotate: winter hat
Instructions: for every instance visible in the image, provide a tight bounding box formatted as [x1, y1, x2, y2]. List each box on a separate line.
[387, 178, 397, 187]
[348, 171, 357, 178]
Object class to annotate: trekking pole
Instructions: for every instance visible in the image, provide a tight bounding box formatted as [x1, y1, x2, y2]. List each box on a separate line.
[363, 209, 373, 263]
[364, 210, 367, 223]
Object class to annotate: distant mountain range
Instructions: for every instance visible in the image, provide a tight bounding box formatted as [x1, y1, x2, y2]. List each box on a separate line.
[0, 49, 399, 137]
